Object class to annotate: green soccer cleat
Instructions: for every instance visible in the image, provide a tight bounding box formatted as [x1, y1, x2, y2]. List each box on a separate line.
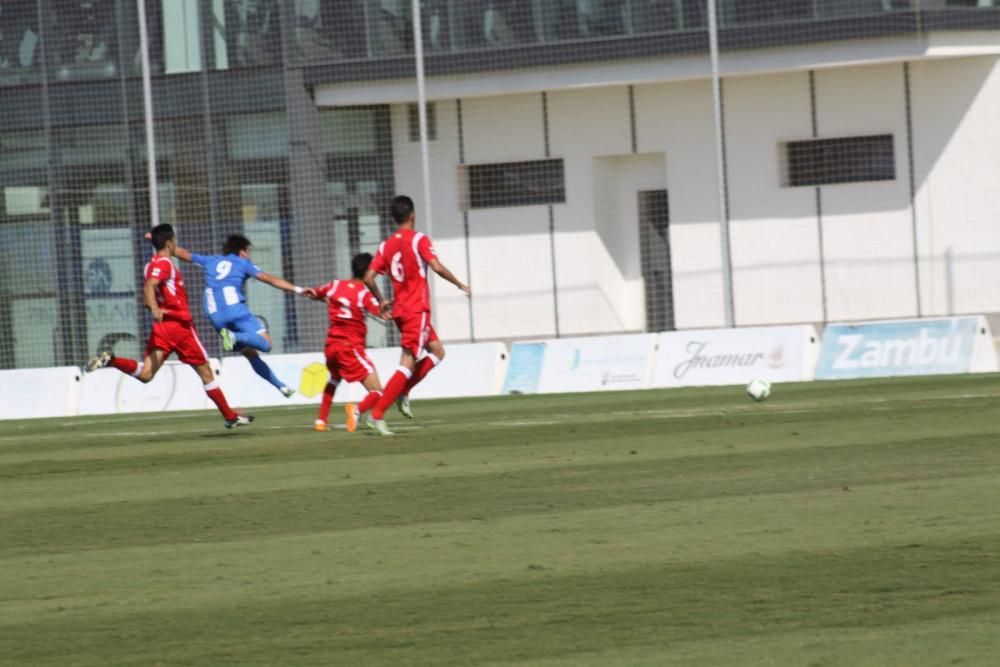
[365, 416, 394, 436]
[220, 328, 236, 352]
[86, 351, 112, 372]
[396, 395, 413, 419]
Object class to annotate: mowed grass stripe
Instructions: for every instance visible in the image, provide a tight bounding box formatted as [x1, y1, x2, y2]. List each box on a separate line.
[2, 428, 998, 558]
[2, 468, 998, 625]
[3, 533, 999, 667]
[0, 399, 995, 513]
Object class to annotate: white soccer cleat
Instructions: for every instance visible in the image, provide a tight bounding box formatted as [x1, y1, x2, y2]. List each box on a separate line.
[365, 416, 394, 436]
[86, 351, 112, 372]
[314, 419, 327, 432]
[220, 328, 236, 352]
[224, 414, 254, 429]
[280, 386, 295, 398]
[396, 395, 413, 419]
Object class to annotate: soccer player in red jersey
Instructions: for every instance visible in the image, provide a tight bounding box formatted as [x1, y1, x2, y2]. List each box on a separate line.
[363, 195, 470, 435]
[86, 224, 252, 429]
[309, 252, 386, 433]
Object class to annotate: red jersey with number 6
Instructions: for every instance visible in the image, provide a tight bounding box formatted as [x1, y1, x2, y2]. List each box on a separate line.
[370, 229, 437, 317]
[145, 255, 193, 324]
[316, 278, 381, 348]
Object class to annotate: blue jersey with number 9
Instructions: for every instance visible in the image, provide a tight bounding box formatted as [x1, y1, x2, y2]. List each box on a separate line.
[191, 253, 261, 316]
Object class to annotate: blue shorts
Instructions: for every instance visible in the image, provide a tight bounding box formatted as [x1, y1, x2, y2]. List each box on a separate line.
[209, 307, 266, 337]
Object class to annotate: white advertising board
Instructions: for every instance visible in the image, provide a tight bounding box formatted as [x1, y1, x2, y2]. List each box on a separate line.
[0, 366, 82, 420]
[218, 343, 510, 409]
[77, 358, 223, 415]
[652, 325, 820, 387]
[504, 333, 657, 395]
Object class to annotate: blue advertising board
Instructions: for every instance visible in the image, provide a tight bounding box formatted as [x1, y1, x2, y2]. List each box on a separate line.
[502, 342, 546, 394]
[815, 317, 978, 379]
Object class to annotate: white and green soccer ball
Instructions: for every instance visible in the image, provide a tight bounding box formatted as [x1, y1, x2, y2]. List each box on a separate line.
[745, 378, 771, 402]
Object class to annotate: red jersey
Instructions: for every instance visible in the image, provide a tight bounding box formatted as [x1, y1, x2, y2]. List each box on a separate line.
[370, 228, 437, 317]
[316, 278, 381, 347]
[145, 255, 193, 324]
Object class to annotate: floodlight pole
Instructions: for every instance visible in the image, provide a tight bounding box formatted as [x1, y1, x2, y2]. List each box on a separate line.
[708, 0, 735, 327]
[411, 0, 434, 240]
[137, 0, 159, 227]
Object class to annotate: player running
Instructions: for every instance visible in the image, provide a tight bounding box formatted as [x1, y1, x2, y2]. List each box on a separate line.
[169, 234, 313, 398]
[87, 224, 251, 429]
[362, 195, 470, 435]
[308, 252, 386, 433]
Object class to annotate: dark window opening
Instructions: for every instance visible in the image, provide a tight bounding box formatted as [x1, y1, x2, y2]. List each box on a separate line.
[464, 158, 565, 209]
[785, 134, 895, 187]
[407, 102, 437, 142]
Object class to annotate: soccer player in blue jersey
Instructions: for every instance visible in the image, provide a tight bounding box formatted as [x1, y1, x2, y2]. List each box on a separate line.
[171, 234, 314, 397]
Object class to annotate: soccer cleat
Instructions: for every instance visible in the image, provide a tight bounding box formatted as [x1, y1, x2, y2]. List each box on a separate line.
[365, 416, 394, 436]
[220, 328, 236, 352]
[345, 403, 359, 433]
[314, 419, 327, 432]
[224, 414, 254, 429]
[396, 395, 414, 419]
[86, 351, 112, 372]
[280, 386, 295, 398]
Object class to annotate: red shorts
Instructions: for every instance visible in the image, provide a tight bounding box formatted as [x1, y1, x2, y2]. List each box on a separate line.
[146, 320, 209, 366]
[325, 342, 376, 383]
[394, 311, 438, 357]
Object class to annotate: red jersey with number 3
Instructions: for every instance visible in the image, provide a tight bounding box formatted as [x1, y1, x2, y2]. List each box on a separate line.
[370, 229, 437, 317]
[316, 279, 381, 348]
[145, 255, 193, 324]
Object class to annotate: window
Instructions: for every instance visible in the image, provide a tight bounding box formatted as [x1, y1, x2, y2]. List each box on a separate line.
[462, 158, 565, 209]
[784, 134, 895, 187]
[407, 102, 437, 142]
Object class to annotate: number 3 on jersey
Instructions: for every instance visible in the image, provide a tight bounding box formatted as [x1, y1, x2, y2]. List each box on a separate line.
[390, 252, 404, 282]
[336, 297, 352, 319]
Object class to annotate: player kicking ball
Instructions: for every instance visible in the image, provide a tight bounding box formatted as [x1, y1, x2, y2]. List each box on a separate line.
[168, 233, 314, 398]
[87, 224, 251, 429]
[307, 253, 387, 433]
[363, 195, 470, 435]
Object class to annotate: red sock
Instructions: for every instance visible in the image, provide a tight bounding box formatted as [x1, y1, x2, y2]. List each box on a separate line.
[317, 381, 337, 423]
[110, 356, 139, 375]
[372, 368, 412, 420]
[204, 381, 238, 421]
[403, 354, 439, 396]
[358, 390, 382, 414]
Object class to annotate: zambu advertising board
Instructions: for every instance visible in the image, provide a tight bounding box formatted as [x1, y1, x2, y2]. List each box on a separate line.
[815, 316, 997, 379]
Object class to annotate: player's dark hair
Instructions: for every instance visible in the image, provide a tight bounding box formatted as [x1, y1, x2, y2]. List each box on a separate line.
[390, 195, 415, 224]
[149, 224, 175, 250]
[223, 234, 252, 256]
[351, 252, 373, 279]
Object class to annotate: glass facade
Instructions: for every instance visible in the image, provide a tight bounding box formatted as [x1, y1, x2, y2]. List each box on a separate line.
[0, 0, 997, 368]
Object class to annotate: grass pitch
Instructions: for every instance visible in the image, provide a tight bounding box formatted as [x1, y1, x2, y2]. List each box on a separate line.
[2, 375, 1000, 666]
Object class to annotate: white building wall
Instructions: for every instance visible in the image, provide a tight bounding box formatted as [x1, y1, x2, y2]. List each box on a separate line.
[382, 56, 1000, 341]
[723, 72, 825, 325]
[814, 63, 918, 322]
[461, 94, 557, 339]
[910, 55, 1000, 317]
[634, 79, 727, 330]
[547, 86, 646, 335]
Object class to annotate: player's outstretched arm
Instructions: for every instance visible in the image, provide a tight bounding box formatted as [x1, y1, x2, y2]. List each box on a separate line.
[143, 231, 193, 263]
[255, 272, 314, 297]
[429, 258, 471, 295]
[143, 277, 165, 322]
[363, 268, 388, 306]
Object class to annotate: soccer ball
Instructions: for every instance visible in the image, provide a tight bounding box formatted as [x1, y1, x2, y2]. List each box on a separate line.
[745, 378, 771, 402]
